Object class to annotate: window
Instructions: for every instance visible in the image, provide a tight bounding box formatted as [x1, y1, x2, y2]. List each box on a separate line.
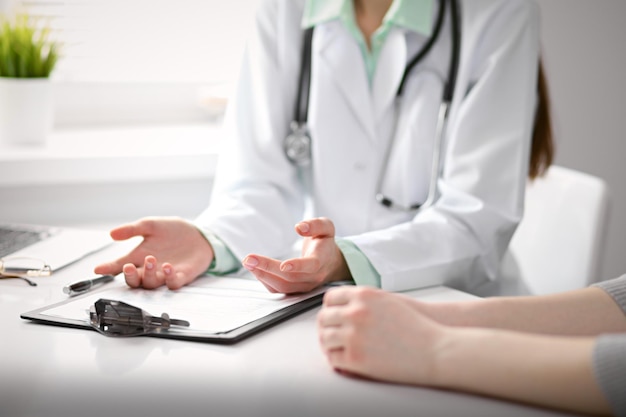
[16, 0, 260, 126]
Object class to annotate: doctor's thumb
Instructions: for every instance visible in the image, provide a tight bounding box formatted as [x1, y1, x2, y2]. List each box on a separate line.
[295, 221, 311, 236]
[295, 217, 335, 238]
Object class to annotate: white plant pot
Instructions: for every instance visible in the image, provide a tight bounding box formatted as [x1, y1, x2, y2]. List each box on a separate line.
[0, 77, 54, 146]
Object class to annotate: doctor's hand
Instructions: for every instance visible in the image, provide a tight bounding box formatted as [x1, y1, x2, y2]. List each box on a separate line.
[93, 217, 214, 290]
[242, 217, 351, 294]
[317, 286, 448, 386]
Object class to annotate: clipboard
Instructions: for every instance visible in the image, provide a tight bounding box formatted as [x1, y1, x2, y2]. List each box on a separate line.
[20, 274, 331, 344]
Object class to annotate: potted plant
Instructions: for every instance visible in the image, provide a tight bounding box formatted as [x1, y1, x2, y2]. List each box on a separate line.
[0, 13, 58, 146]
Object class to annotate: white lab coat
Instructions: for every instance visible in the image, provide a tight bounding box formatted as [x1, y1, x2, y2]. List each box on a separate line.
[198, 0, 540, 293]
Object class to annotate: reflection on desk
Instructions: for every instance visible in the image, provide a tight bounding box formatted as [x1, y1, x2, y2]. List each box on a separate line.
[0, 242, 576, 417]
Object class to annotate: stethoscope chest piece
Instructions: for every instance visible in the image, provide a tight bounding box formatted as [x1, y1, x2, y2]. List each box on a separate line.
[284, 121, 312, 166]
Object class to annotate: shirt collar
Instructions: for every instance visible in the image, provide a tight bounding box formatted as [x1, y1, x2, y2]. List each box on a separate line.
[302, 0, 434, 36]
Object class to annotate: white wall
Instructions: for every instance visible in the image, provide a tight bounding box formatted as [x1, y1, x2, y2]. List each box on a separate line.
[535, 0, 626, 280]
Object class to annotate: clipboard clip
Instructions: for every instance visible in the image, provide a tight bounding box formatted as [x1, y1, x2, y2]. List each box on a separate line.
[89, 298, 190, 337]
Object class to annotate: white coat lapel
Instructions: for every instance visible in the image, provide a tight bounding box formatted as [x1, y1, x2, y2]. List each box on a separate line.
[314, 24, 376, 144]
[372, 29, 406, 125]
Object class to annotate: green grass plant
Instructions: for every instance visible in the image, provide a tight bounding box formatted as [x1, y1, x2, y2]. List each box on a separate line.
[0, 14, 58, 78]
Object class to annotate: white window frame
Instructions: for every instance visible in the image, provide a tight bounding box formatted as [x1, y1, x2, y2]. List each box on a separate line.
[9, 0, 260, 127]
[0, 1, 260, 192]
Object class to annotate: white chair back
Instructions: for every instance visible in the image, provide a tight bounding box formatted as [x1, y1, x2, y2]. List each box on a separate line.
[500, 165, 610, 295]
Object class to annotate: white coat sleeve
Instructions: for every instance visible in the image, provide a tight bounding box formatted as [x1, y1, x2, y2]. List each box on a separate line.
[195, 0, 305, 261]
[349, 0, 541, 292]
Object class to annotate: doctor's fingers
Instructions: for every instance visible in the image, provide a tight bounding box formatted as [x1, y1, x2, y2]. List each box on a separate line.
[108, 218, 155, 241]
[143, 257, 199, 290]
[242, 255, 283, 278]
[122, 263, 141, 287]
[93, 237, 155, 276]
[243, 254, 317, 281]
[280, 256, 321, 274]
[254, 270, 321, 294]
[94, 250, 144, 277]
[244, 255, 325, 293]
[241, 256, 283, 293]
[94, 259, 124, 276]
[295, 217, 335, 238]
[124, 255, 166, 289]
[161, 262, 195, 290]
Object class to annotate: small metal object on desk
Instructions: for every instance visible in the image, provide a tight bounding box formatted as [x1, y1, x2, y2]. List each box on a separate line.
[89, 298, 190, 337]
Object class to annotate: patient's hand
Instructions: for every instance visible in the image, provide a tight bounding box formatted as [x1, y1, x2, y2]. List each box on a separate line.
[317, 286, 448, 385]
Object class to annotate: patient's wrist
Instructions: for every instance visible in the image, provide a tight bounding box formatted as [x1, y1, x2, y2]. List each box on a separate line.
[429, 327, 497, 390]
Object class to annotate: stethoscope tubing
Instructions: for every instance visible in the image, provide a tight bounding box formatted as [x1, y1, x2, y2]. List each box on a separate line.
[287, 0, 461, 211]
[376, 0, 460, 211]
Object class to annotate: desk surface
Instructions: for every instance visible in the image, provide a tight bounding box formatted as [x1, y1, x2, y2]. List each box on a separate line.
[1, 242, 574, 417]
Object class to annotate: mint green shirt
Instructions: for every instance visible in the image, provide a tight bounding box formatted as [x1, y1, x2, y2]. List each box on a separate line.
[205, 0, 435, 287]
[302, 0, 434, 84]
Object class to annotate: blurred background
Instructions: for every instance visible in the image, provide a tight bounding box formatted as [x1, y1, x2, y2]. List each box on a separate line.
[536, 0, 626, 281]
[1, 0, 625, 281]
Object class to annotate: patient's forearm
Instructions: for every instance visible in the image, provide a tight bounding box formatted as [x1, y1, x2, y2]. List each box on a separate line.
[421, 287, 626, 336]
[432, 328, 611, 416]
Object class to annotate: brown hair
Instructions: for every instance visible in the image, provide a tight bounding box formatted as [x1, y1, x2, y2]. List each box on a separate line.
[528, 61, 554, 179]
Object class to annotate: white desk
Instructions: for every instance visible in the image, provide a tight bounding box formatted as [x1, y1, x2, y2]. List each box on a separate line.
[1, 242, 575, 417]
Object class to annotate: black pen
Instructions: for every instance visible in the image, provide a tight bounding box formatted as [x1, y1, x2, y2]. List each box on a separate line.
[63, 275, 115, 296]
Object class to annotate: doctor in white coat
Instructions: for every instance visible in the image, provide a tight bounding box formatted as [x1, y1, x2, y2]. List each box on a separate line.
[95, 0, 553, 295]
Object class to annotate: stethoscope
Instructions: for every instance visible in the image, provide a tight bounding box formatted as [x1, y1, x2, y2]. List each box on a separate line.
[284, 0, 460, 211]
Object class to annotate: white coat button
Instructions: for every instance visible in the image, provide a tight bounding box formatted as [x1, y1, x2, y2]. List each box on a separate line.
[354, 162, 367, 171]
